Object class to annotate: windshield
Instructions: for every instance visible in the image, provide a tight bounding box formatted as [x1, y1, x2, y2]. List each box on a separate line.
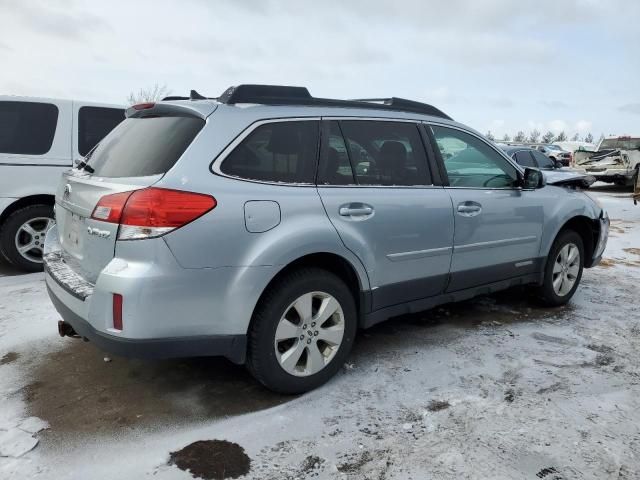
[546, 145, 561, 150]
[82, 116, 204, 177]
[598, 138, 640, 151]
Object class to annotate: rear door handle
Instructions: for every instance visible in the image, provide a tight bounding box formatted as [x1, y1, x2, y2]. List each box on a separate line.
[339, 205, 374, 217]
[457, 202, 482, 217]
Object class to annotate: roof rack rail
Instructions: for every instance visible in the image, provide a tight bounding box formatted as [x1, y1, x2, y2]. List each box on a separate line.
[216, 84, 452, 120]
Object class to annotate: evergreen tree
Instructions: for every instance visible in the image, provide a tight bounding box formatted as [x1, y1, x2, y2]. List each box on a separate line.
[584, 132, 594, 143]
[542, 131, 555, 143]
[556, 131, 567, 142]
[514, 131, 526, 142]
[528, 129, 541, 143]
[485, 130, 496, 141]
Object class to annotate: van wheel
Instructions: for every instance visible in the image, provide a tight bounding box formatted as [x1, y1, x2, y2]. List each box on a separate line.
[247, 268, 357, 394]
[538, 230, 584, 306]
[0, 205, 54, 272]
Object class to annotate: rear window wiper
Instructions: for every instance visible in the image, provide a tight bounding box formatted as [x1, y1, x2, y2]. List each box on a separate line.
[75, 160, 95, 173]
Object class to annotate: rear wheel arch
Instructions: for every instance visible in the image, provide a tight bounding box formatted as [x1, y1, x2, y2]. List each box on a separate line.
[253, 253, 366, 322]
[0, 195, 55, 226]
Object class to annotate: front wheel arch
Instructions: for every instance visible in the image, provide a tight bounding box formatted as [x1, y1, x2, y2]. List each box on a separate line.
[548, 216, 598, 269]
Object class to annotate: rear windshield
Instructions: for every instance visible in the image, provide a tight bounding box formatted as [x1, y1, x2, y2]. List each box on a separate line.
[83, 116, 204, 177]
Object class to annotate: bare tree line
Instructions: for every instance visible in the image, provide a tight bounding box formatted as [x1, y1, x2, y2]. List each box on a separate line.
[485, 129, 596, 144]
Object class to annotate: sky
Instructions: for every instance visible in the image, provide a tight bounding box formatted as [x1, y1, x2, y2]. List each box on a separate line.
[1, 0, 639, 139]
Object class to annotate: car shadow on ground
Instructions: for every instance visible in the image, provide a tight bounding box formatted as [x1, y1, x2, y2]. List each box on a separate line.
[0, 258, 24, 277]
[25, 285, 570, 449]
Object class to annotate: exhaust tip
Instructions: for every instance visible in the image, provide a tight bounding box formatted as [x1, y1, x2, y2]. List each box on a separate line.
[57, 320, 77, 338]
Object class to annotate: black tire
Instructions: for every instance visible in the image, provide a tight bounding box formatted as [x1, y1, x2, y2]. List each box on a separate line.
[0, 204, 54, 272]
[247, 268, 357, 394]
[538, 230, 584, 307]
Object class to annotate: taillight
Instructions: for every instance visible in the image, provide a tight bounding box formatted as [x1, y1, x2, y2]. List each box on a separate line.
[91, 187, 216, 240]
[91, 191, 133, 223]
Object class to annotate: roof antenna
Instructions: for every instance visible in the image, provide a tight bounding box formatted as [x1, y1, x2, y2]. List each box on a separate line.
[190, 89, 206, 100]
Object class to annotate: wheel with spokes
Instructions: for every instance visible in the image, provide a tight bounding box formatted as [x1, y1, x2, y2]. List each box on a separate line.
[247, 268, 357, 394]
[0, 205, 54, 272]
[538, 230, 584, 306]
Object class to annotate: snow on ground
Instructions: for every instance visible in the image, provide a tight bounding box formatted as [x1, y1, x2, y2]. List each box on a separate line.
[1, 186, 639, 479]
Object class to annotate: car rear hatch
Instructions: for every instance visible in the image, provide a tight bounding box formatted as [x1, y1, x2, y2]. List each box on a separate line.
[54, 101, 214, 283]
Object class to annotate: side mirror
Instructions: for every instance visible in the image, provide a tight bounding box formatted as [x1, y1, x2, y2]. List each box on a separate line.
[522, 167, 545, 189]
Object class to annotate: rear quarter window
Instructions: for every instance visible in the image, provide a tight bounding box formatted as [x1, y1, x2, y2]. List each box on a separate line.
[0, 101, 59, 155]
[220, 121, 320, 184]
[84, 115, 204, 177]
[78, 106, 124, 156]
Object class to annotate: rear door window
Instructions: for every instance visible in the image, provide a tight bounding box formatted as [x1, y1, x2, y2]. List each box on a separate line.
[532, 150, 555, 168]
[323, 120, 431, 186]
[514, 150, 536, 167]
[221, 120, 319, 184]
[83, 116, 204, 177]
[0, 101, 58, 155]
[78, 106, 124, 156]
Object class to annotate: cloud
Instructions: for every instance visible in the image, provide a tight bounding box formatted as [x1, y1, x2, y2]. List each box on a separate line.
[574, 120, 592, 132]
[540, 100, 569, 109]
[490, 98, 514, 108]
[5, 1, 112, 41]
[619, 104, 640, 115]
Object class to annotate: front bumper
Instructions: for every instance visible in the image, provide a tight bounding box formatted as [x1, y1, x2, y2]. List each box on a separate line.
[576, 167, 632, 183]
[588, 211, 609, 267]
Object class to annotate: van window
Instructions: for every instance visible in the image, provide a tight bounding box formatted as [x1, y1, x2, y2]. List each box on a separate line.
[83, 116, 204, 177]
[221, 121, 319, 184]
[329, 120, 431, 186]
[78, 106, 124, 156]
[0, 101, 58, 155]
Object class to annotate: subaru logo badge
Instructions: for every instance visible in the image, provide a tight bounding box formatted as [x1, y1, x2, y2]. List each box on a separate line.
[63, 184, 72, 199]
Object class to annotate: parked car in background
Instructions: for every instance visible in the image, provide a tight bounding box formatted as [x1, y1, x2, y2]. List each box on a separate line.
[500, 145, 565, 170]
[535, 144, 572, 166]
[44, 84, 609, 394]
[0, 96, 124, 271]
[573, 135, 640, 187]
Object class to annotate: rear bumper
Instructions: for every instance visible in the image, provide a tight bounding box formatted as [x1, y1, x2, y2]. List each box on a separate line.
[42, 224, 261, 364]
[47, 282, 247, 363]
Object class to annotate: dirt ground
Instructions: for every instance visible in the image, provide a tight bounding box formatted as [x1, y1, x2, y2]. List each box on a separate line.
[1, 184, 640, 479]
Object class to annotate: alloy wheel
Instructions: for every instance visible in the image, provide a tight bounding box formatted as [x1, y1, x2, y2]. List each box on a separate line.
[274, 291, 345, 377]
[14, 217, 54, 264]
[552, 242, 580, 296]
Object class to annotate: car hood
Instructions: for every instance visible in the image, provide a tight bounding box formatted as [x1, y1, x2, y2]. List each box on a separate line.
[543, 170, 596, 188]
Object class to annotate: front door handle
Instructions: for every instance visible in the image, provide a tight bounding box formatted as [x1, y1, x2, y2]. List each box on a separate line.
[339, 205, 374, 217]
[457, 202, 482, 217]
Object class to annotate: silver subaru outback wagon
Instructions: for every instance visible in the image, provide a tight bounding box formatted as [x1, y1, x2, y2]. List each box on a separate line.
[44, 85, 609, 393]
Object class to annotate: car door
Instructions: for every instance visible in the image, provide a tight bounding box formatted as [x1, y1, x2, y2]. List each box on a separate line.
[316, 119, 454, 311]
[427, 124, 544, 292]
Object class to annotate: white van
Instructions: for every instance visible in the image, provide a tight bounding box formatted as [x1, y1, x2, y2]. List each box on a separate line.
[0, 96, 124, 271]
